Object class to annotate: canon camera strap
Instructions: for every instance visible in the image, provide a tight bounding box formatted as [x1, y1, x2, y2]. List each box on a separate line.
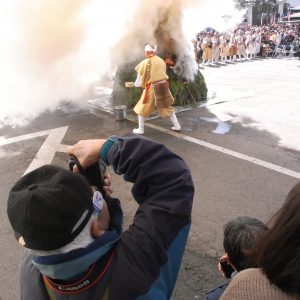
[43, 249, 115, 300]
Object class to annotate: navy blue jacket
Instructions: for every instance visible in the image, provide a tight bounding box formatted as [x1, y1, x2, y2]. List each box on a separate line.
[206, 283, 229, 300]
[20, 134, 194, 300]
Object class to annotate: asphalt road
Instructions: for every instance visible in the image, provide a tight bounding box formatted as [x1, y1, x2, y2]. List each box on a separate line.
[0, 57, 299, 300]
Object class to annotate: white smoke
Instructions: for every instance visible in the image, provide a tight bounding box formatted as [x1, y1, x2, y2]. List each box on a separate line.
[111, 0, 244, 81]
[0, 0, 242, 127]
[183, 1, 246, 34]
[111, 0, 200, 81]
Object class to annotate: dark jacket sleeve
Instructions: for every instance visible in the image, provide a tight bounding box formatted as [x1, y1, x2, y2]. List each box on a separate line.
[107, 134, 194, 299]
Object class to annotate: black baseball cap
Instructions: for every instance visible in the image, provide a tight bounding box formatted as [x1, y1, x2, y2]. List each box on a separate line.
[7, 165, 93, 251]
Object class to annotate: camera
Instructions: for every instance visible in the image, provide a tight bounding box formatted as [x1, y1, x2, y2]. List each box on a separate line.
[68, 155, 107, 197]
[219, 258, 235, 278]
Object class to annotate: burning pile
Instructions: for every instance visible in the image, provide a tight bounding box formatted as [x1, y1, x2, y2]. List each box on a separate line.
[112, 57, 207, 108]
[111, 0, 207, 108]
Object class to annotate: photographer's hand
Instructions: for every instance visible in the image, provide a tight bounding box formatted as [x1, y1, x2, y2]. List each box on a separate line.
[67, 139, 106, 172]
[103, 174, 113, 198]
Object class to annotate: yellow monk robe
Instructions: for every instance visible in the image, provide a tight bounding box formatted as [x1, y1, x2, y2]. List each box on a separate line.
[133, 55, 174, 118]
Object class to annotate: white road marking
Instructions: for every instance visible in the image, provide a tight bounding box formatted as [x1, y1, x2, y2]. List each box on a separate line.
[24, 127, 69, 174]
[200, 117, 232, 135]
[1, 118, 300, 179]
[0, 126, 68, 175]
[202, 59, 300, 152]
[0, 129, 59, 146]
[207, 107, 233, 122]
[141, 121, 300, 179]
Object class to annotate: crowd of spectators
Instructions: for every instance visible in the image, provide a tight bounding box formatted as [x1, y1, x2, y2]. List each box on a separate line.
[193, 22, 300, 66]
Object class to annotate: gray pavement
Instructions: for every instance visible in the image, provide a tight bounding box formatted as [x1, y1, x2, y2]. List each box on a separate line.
[0, 57, 299, 300]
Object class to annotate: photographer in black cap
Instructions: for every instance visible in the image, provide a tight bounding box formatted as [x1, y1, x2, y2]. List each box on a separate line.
[7, 134, 194, 300]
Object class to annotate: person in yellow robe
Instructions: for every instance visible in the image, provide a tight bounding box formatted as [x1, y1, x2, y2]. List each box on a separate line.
[201, 32, 213, 65]
[132, 44, 181, 135]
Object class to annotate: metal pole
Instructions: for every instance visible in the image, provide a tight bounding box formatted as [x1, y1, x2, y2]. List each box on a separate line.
[277, 0, 285, 22]
[246, 1, 255, 26]
[267, 1, 270, 25]
[280, 1, 284, 18]
[261, 0, 266, 25]
[248, 4, 253, 25]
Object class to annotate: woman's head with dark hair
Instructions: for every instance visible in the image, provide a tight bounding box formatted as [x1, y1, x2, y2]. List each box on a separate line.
[258, 181, 300, 295]
[223, 216, 268, 272]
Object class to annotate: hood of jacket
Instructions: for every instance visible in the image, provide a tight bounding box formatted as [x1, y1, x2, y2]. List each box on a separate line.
[31, 197, 123, 280]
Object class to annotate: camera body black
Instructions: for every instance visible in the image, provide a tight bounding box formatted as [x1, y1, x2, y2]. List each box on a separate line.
[68, 155, 107, 196]
[219, 258, 235, 279]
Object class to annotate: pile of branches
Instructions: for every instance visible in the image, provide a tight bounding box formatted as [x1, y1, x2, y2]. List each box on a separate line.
[112, 60, 207, 108]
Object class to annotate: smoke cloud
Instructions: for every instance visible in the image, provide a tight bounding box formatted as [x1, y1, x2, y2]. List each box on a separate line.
[111, 0, 243, 81]
[111, 0, 200, 81]
[0, 0, 242, 127]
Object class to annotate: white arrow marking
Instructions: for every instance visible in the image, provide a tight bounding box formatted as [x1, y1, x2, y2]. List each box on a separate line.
[208, 106, 234, 122]
[0, 126, 69, 175]
[200, 117, 232, 135]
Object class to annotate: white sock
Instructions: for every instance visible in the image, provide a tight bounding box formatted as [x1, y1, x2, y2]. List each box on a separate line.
[170, 112, 181, 131]
[133, 115, 145, 134]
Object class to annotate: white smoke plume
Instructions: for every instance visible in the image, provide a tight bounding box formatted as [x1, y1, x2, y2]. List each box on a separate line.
[0, 0, 242, 127]
[111, 0, 200, 82]
[111, 0, 245, 81]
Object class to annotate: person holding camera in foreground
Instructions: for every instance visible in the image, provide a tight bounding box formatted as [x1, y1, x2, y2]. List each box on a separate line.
[7, 134, 194, 300]
[220, 182, 300, 300]
[206, 216, 267, 300]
